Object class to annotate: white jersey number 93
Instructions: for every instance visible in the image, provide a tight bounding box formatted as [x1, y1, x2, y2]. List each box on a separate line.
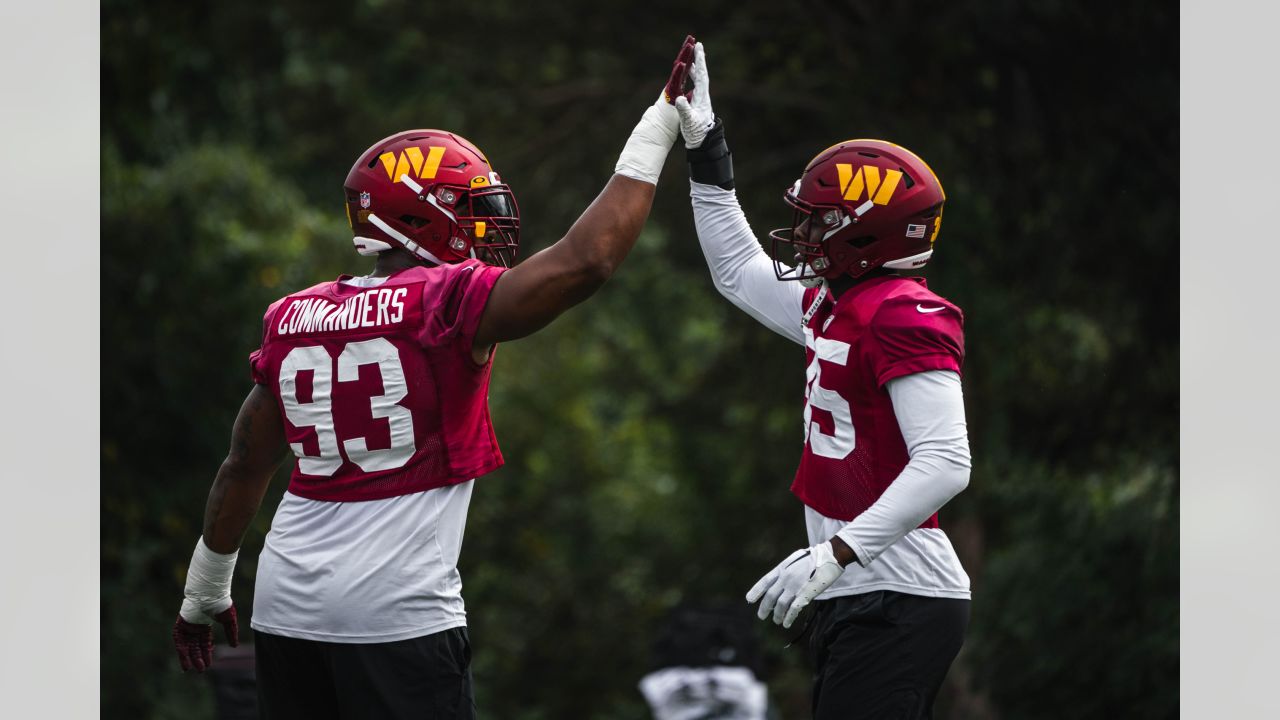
[278, 337, 416, 476]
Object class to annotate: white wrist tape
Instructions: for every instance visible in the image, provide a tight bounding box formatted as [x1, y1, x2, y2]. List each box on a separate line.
[179, 536, 238, 623]
[615, 100, 680, 185]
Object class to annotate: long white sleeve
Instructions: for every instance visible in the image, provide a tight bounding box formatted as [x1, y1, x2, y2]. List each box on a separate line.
[835, 370, 972, 565]
[691, 181, 806, 345]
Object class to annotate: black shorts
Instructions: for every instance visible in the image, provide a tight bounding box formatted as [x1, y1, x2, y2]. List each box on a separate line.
[808, 591, 969, 720]
[254, 626, 475, 720]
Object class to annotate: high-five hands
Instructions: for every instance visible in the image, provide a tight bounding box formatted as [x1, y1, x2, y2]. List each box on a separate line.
[664, 35, 696, 105]
[615, 35, 698, 185]
[746, 541, 845, 629]
[674, 41, 716, 149]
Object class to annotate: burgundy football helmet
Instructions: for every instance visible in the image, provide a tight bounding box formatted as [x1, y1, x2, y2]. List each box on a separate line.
[769, 139, 945, 285]
[343, 130, 520, 267]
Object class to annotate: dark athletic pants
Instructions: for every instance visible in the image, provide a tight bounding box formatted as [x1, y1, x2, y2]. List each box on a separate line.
[255, 626, 475, 720]
[808, 591, 969, 720]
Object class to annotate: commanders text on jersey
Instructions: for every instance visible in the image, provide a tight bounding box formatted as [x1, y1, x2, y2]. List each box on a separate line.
[275, 288, 408, 336]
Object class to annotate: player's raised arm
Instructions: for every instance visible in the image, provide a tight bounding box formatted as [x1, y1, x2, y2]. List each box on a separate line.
[173, 383, 289, 672]
[471, 37, 697, 352]
[675, 42, 807, 346]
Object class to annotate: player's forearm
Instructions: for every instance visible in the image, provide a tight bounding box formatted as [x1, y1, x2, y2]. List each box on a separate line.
[551, 53, 680, 294]
[473, 46, 691, 350]
[687, 118, 805, 344]
[469, 174, 658, 348]
[201, 460, 275, 553]
[558, 72, 684, 284]
[555, 174, 656, 288]
[835, 371, 971, 565]
[691, 184, 806, 344]
[691, 183, 761, 288]
[688, 119, 760, 292]
[835, 451, 969, 565]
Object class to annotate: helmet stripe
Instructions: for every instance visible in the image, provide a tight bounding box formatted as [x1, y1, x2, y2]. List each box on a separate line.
[400, 174, 424, 195]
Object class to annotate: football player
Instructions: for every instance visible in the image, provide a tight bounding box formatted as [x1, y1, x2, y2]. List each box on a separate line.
[171, 37, 700, 720]
[673, 44, 972, 719]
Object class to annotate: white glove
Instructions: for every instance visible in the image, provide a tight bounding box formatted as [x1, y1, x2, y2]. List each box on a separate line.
[745, 541, 845, 628]
[615, 36, 696, 185]
[178, 536, 238, 623]
[674, 42, 716, 149]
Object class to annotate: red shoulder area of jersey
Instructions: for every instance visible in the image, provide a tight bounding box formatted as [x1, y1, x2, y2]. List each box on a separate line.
[824, 275, 959, 324]
[861, 277, 965, 387]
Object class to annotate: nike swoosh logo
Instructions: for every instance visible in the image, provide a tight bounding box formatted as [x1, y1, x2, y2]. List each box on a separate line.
[917, 304, 946, 313]
[784, 551, 812, 569]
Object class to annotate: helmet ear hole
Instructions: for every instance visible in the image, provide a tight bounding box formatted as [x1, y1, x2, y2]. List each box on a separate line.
[917, 202, 943, 219]
[848, 235, 876, 249]
[399, 215, 431, 228]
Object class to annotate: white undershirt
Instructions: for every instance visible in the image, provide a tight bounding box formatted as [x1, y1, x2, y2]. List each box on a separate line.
[251, 481, 473, 643]
[691, 180, 971, 600]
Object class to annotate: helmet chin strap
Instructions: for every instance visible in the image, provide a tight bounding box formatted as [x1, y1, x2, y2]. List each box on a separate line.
[367, 212, 447, 266]
[883, 249, 933, 270]
[352, 236, 393, 256]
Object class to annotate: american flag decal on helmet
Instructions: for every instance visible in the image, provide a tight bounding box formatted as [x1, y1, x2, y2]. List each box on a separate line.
[906, 224, 927, 238]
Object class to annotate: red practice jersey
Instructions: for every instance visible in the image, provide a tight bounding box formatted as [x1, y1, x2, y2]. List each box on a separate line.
[249, 260, 507, 502]
[793, 275, 965, 523]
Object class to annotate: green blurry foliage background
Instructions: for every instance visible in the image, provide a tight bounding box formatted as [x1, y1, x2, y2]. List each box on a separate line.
[102, 1, 1177, 717]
